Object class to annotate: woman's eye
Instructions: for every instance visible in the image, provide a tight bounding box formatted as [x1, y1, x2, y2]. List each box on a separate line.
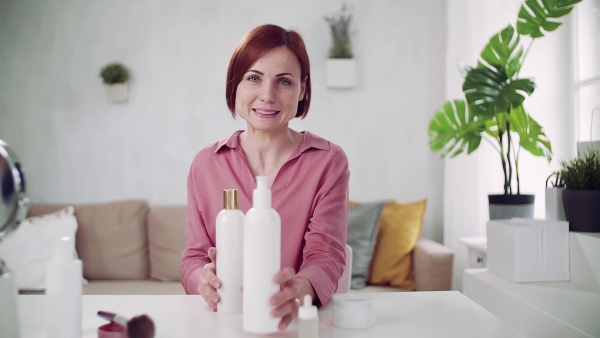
[278, 78, 291, 85]
[248, 75, 260, 82]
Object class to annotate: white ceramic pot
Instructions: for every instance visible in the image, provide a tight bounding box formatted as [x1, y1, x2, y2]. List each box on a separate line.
[105, 83, 129, 103]
[326, 59, 355, 89]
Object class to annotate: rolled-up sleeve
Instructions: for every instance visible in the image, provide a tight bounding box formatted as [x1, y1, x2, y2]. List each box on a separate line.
[180, 161, 213, 294]
[296, 146, 350, 305]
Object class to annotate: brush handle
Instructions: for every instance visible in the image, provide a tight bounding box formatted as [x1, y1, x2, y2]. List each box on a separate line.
[97, 311, 128, 327]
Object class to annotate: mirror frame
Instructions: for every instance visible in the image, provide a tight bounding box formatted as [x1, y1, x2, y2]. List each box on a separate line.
[0, 139, 29, 243]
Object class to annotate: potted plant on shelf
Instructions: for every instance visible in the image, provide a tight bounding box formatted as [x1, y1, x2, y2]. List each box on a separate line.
[324, 2, 355, 89]
[100, 62, 130, 103]
[428, 0, 581, 219]
[557, 149, 600, 232]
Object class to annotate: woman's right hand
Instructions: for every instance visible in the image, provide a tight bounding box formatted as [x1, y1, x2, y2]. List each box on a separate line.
[197, 247, 222, 311]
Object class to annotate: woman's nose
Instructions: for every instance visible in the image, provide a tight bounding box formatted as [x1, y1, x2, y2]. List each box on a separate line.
[259, 82, 276, 102]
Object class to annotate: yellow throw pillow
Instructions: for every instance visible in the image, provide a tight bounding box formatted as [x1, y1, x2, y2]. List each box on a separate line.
[367, 199, 427, 290]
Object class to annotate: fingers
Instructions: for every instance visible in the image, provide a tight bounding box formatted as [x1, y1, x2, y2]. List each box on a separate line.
[198, 260, 221, 312]
[270, 282, 301, 308]
[204, 296, 218, 312]
[273, 267, 295, 286]
[270, 268, 303, 331]
[271, 269, 301, 307]
[208, 247, 217, 262]
[275, 298, 300, 331]
[205, 268, 222, 289]
[271, 296, 299, 317]
[279, 313, 295, 331]
[199, 279, 220, 311]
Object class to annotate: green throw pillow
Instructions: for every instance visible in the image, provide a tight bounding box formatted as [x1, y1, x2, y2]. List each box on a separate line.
[347, 201, 386, 289]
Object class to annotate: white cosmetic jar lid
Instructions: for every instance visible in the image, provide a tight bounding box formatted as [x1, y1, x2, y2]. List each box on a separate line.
[331, 293, 375, 329]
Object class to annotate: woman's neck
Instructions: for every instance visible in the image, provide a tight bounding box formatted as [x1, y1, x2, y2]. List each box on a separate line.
[239, 128, 303, 183]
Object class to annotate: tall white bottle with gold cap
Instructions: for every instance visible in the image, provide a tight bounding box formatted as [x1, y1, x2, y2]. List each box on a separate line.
[243, 176, 281, 333]
[216, 189, 244, 314]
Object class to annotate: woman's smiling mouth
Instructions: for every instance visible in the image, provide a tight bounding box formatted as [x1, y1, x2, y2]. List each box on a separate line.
[252, 108, 280, 116]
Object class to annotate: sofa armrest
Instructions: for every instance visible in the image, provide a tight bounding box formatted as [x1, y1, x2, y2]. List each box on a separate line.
[413, 238, 454, 291]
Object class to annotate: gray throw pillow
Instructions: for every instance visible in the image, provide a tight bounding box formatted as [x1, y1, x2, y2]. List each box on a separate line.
[347, 201, 386, 289]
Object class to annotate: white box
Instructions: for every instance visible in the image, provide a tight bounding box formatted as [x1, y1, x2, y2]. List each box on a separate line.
[487, 218, 570, 282]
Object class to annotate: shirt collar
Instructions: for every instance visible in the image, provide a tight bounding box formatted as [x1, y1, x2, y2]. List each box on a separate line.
[215, 130, 330, 154]
[215, 130, 243, 153]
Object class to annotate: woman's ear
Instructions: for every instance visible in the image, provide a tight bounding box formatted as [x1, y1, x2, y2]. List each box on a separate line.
[299, 76, 307, 101]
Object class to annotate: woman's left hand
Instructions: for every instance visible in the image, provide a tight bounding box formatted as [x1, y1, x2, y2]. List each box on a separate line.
[269, 267, 315, 331]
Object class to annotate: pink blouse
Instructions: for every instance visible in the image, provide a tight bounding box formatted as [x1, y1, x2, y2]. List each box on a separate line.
[180, 130, 349, 305]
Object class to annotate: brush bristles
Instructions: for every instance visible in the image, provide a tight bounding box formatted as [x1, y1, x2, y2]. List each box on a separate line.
[127, 314, 155, 338]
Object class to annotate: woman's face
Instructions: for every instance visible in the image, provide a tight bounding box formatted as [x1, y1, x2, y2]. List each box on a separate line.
[235, 46, 306, 134]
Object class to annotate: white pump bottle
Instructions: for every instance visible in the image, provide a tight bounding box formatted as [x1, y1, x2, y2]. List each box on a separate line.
[298, 294, 319, 338]
[216, 189, 244, 314]
[243, 176, 281, 334]
[45, 236, 82, 338]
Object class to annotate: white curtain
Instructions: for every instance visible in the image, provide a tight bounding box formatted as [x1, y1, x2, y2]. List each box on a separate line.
[444, 0, 576, 290]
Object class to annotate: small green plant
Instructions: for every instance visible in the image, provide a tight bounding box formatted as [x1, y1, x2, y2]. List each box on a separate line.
[100, 62, 130, 85]
[557, 150, 600, 190]
[324, 3, 353, 59]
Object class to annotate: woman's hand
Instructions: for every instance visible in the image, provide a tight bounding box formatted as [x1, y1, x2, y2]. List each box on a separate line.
[269, 267, 316, 331]
[197, 247, 221, 311]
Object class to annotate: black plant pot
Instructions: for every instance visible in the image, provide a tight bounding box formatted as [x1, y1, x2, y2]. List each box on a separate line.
[488, 194, 535, 220]
[562, 189, 600, 232]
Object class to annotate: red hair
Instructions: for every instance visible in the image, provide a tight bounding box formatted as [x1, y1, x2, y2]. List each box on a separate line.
[226, 24, 311, 118]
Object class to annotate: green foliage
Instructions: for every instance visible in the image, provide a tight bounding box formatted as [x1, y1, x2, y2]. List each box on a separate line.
[428, 0, 581, 195]
[428, 100, 485, 158]
[558, 150, 600, 190]
[324, 3, 353, 59]
[517, 0, 581, 38]
[100, 62, 130, 84]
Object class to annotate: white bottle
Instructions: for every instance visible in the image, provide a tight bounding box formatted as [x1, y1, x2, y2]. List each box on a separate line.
[243, 176, 281, 333]
[45, 236, 82, 338]
[0, 260, 21, 338]
[298, 294, 319, 338]
[216, 189, 244, 314]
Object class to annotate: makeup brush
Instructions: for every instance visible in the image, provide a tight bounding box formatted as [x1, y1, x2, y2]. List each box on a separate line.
[97, 310, 156, 338]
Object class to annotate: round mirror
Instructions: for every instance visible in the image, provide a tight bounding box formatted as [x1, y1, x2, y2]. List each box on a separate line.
[0, 139, 29, 243]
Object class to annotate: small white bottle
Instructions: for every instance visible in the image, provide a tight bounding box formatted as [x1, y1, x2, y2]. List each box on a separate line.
[243, 176, 281, 334]
[45, 236, 82, 338]
[298, 294, 319, 338]
[216, 189, 244, 314]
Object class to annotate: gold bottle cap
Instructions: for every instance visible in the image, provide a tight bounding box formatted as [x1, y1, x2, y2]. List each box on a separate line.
[223, 189, 239, 210]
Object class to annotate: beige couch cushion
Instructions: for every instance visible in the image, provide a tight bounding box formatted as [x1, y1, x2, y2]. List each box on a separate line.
[147, 206, 186, 281]
[28, 200, 150, 280]
[82, 280, 185, 295]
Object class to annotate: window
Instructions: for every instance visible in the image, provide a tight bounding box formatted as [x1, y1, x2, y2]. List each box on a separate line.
[574, 0, 600, 143]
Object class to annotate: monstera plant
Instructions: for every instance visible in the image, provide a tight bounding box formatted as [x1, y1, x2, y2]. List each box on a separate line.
[428, 0, 581, 218]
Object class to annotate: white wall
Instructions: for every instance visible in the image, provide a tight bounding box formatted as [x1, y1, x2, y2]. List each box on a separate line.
[0, 1, 447, 241]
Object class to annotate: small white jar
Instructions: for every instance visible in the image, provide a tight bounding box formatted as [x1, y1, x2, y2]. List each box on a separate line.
[331, 293, 375, 329]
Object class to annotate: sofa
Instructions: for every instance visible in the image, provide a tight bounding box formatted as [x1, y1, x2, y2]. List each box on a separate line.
[20, 199, 453, 295]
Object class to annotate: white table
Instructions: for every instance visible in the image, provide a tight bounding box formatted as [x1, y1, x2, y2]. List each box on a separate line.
[18, 291, 524, 338]
[464, 268, 600, 338]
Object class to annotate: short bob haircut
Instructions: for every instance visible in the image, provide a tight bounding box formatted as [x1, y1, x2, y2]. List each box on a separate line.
[226, 24, 311, 119]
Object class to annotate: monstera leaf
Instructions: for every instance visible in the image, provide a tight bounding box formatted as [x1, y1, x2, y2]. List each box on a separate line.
[480, 25, 523, 78]
[517, 0, 582, 38]
[505, 105, 553, 160]
[463, 66, 535, 114]
[463, 25, 535, 116]
[428, 100, 486, 158]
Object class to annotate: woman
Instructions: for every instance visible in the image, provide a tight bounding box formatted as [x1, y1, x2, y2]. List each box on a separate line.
[180, 24, 349, 331]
